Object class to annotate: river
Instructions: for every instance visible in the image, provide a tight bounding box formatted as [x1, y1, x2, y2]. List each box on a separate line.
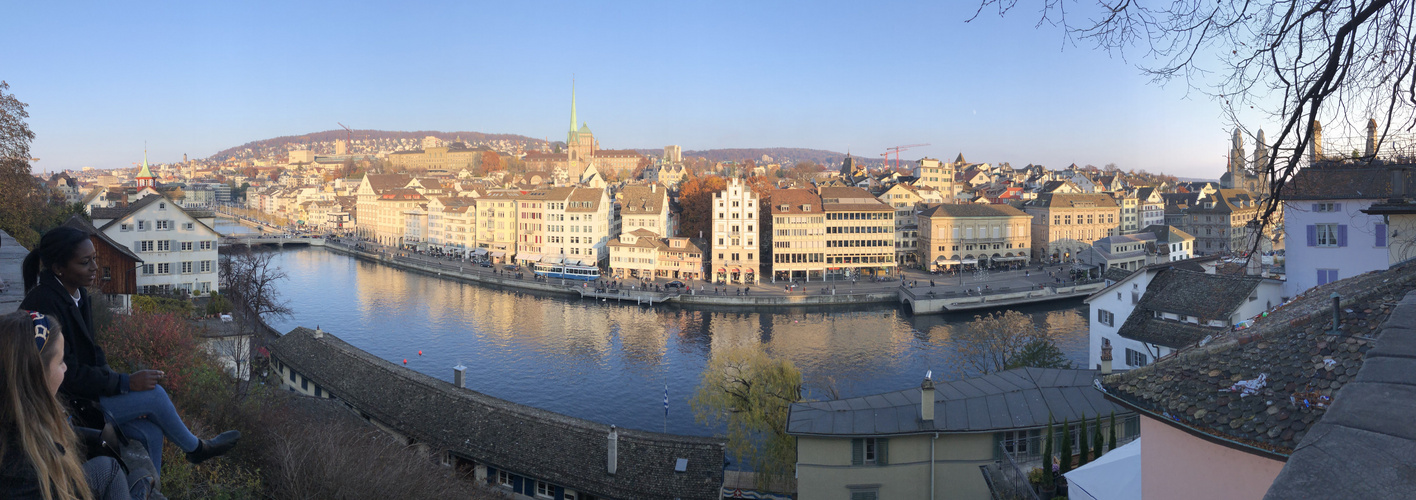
[217, 221, 1091, 437]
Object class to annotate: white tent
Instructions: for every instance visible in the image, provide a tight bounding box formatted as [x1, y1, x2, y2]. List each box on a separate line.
[1063, 438, 1142, 500]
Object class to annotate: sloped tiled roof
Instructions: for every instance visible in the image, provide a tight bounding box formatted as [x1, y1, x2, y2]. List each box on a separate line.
[1027, 193, 1119, 209]
[271, 328, 726, 499]
[769, 189, 822, 214]
[1103, 260, 1416, 456]
[62, 215, 141, 262]
[788, 368, 1131, 436]
[1283, 165, 1404, 200]
[619, 185, 666, 214]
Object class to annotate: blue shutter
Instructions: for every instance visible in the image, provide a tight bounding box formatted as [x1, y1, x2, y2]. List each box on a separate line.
[1318, 270, 1327, 286]
[1377, 223, 1388, 247]
[1334, 203, 1342, 212]
[852, 438, 864, 465]
[877, 438, 889, 466]
[1338, 225, 1348, 247]
[1311, 203, 1320, 211]
[1307, 225, 1317, 247]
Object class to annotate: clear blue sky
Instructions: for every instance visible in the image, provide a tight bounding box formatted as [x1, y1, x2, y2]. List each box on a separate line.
[9, 1, 1257, 177]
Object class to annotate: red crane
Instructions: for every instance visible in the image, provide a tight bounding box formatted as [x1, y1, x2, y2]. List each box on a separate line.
[338, 122, 354, 152]
[882, 143, 931, 170]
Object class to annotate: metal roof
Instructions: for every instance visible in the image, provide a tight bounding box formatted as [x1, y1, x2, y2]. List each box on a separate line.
[787, 368, 1131, 437]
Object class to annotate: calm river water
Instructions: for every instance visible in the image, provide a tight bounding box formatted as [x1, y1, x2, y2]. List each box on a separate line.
[218, 221, 1090, 436]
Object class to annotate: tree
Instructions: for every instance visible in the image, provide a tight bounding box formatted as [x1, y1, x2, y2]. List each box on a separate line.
[677, 174, 727, 242]
[1042, 414, 1056, 490]
[691, 345, 802, 490]
[1093, 414, 1106, 460]
[1059, 418, 1073, 474]
[1005, 338, 1074, 370]
[977, 0, 1416, 251]
[480, 151, 503, 174]
[1078, 415, 1091, 466]
[1108, 411, 1118, 452]
[0, 81, 39, 245]
[219, 249, 292, 386]
[954, 310, 1057, 375]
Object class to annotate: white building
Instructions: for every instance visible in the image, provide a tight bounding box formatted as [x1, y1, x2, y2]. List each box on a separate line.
[711, 177, 760, 284]
[1137, 187, 1166, 229]
[91, 194, 221, 295]
[617, 184, 674, 238]
[1281, 166, 1395, 298]
[543, 187, 611, 266]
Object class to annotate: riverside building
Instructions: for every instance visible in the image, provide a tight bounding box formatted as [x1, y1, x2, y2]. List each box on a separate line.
[770, 189, 826, 282]
[711, 178, 760, 284]
[820, 187, 896, 279]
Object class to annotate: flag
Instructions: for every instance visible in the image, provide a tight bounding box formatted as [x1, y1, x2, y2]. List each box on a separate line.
[664, 384, 669, 417]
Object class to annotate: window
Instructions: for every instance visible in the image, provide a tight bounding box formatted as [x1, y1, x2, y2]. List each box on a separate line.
[120, 223, 132, 231]
[156, 220, 171, 230]
[103, 267, 112, 281]
[497, 470, 512, 487]
[1311, 224, 1344, 247]
[851, 437, 888, 466]
[142, 264, 154, 275]
[1098, 309, 1115, 327]
[139, 241, 154, 252]
[1126, 348, 1149, 367]
[157, 240, 171, 252]
[850, 490, 880, 500]
[157, 263, 170, 275]
[996, 429, 1042, 461]
[1313, 202, 1339, 212]
[184, 222, 195, 230]
[181, 261, 193, 274]
[1317, 269, 1339, 286]
[200, 240, 213, 250]
[181, 241, 193, 251]
[536, 481, 552, 498]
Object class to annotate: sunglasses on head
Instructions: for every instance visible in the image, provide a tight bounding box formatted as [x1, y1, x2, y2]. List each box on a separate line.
[25, 311, 51, 352]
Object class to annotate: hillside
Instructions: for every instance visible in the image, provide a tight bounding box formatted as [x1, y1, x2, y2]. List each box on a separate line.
[209, 129, 548, 162]
[632, 147, 884, 167]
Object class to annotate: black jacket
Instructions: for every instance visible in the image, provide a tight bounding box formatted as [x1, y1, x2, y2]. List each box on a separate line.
[19, 272, 128, 401]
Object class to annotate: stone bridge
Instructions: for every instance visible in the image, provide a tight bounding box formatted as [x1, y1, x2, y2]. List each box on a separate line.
[220, 236, 325, 249]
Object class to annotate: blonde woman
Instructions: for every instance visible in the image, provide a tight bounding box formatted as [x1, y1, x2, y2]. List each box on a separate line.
[0, 311, 142, 500]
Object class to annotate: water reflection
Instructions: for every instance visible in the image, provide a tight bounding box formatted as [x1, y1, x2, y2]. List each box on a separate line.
[252, 246, 1089, 436]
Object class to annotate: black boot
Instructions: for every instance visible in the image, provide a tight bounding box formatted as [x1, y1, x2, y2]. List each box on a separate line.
[186, 430, 241, 464]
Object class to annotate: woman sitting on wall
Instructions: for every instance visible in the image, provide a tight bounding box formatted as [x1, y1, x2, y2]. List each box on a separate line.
[19, 227, 240, 472]
[0, 310, 144, 499]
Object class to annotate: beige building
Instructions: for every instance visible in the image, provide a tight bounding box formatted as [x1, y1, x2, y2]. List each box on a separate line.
[607, 230, 706, 280]
[917, 203, 1032, 271]
[878, 184, 943, 269]
[1025, 193, 1122, 262]
[543, 187, 611, 266]
[476, 192, 519, 262]
[711, 178, 760, 284]
[913, 157, 956, 197]
[355, 174, 422, 246]
[769, 189, 826, 282]
[820, 187, 896, 278]
[388, 144, 495, 172]
[789, 369, 1137, 500]
[618, 184, 675, 237]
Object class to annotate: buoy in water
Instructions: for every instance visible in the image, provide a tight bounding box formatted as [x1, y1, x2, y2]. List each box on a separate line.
[403, 359, 408, 364]
[418, 350, 423, 356]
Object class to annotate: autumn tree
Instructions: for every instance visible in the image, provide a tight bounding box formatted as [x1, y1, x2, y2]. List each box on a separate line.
[977, 0, 1416, 249]
[691, 345, 802, 490]
[479, 151, 503, 174]
[677, 174, 727, 243]
[0, 81, 40, 245]
[953, 310, 1066, 375]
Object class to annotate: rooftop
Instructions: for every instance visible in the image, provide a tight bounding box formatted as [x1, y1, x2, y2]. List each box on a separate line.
[788, 368, 1130, 437]
[1102, 259, 1416, 456]
[271, 327, 726, 500]
[918, 203, 1029, 218]
[1114, 269, 1263, 349]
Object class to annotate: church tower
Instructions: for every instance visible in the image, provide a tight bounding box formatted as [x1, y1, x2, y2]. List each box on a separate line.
[1366, 118, 1379, 158]
[566, 81, 596, 181]
[1310, 120, 1324, 163]
[135, 149, 156, 189]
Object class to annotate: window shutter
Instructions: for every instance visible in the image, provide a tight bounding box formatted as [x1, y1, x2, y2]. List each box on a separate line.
[1377, 223, 1388, 247]
[1311, 203, 1319, 211]
[877, 438, 889, 466]
[851, 438, 864, 466]
[993, 432, 1003, 461]
[1334, 203, 1342, 211]
[1338, 225, 1348, 247]
[1307, 225, 1317, 247]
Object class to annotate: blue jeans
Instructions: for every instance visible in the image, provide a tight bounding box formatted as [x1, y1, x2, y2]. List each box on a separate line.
[100, 385, 200, 472]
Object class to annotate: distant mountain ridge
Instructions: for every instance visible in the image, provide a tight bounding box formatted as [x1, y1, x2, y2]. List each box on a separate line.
[632, 147, 881, 167]
[208, 129, 548, 161]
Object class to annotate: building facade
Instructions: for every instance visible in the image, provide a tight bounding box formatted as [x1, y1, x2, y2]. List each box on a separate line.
[710, 178, 760, 284]
[820, 187, 896, 278]
[1024, 193, 1122, 262]
[769, 189, 826, 282]
[91, 195, 220, 295]
[916, 204, 1032, 271]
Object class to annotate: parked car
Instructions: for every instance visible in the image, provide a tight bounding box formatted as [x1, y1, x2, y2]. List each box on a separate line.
[666, 280, 685, 289]
[503, 264, 518, 271]
[478, 262, 492, 268]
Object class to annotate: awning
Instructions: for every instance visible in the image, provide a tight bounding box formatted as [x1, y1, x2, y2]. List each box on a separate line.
[960, 258, 979, 265]
[1064, 438, 1141, 500]
[935, 258, 962, 265]
[992, 256, 1028, 262]
[731, 268, 740, 273]
[517, 253, 543, 262]
[488, 251, 505, 258]
[473, 248, 488, 256]
[717, 268, 726, 273]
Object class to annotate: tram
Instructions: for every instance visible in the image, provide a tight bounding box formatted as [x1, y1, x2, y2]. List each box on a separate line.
[532, 261, 601, 281]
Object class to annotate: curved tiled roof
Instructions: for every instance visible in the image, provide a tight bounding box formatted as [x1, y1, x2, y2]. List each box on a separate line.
[1102, 259, 1416, 456]
[271, 328, 726, 499]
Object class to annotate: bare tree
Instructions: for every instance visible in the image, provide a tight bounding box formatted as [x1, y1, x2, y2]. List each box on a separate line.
[952, 310, 1058, 376]
[219, 249, 292, 383]
[974, 0, 1416, 244]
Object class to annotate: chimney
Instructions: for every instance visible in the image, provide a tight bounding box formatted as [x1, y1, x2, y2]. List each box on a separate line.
[651, 183, 657, 193]
[920, 377, 935, 422]
[313, 325, 324, 339]
[607, 425, 619, 475]
[1100, 338, 1113, 374]
[453, 364, 466, 389]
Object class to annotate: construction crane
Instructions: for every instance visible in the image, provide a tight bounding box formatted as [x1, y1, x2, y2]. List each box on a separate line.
[882, 143, 931, 171]
[338, 122, 354, 152]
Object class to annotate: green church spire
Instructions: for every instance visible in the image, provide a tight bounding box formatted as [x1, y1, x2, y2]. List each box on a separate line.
[569, 79, 578, 140]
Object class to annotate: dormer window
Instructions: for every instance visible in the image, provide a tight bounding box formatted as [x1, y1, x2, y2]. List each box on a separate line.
[159, 202, 166, 209]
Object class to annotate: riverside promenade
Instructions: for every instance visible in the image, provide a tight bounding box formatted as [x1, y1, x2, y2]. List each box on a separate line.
[316, 239, 1104, 313]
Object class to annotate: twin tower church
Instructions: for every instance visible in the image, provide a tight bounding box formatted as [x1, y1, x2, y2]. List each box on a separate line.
[1223, 118, 1384, 195]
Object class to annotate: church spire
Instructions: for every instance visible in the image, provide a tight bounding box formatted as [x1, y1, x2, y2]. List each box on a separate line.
[136, 146, 156, 188]
[569, 79, 578, 136]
